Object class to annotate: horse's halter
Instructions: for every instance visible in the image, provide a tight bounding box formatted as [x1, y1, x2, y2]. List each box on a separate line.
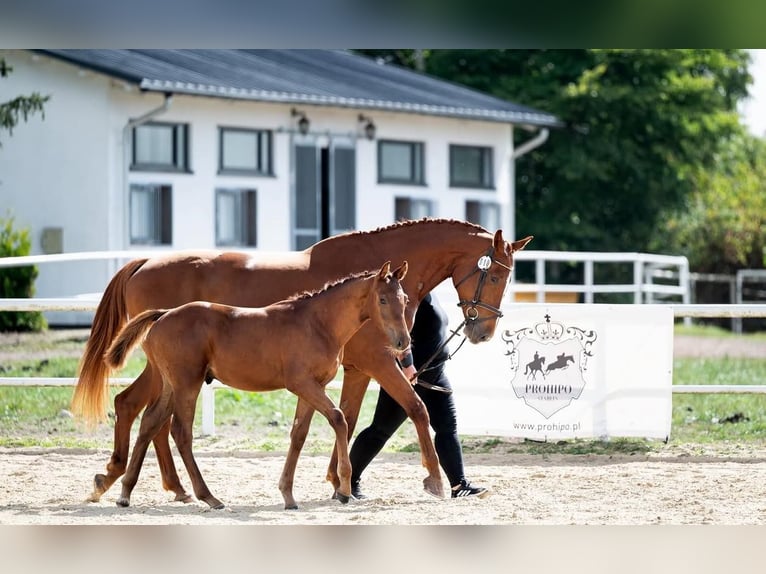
[408, 246, 512, 394]
[453, 246, 512, 323]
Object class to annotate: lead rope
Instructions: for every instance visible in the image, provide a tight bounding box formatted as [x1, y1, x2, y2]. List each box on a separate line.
[407, 318, 467, 395]
[406, 248, 510, 395]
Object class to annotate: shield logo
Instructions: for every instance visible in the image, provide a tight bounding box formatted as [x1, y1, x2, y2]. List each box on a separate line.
[502, 314, 597, 419]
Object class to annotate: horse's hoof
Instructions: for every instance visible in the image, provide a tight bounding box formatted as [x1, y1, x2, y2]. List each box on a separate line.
[423, 477, 445, 499]
[334, 492, 350, 504]
[284, 503, 299, 510]
[116, 497, 130, 507]
[204, 498, 225, 510]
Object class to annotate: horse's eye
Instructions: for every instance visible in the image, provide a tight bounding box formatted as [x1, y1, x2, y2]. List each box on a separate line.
[379, 297, 387, 305]
[490, 275, 500, 284]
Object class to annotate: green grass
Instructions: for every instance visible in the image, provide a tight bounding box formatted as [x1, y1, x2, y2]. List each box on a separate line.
[674, 322, 766, 340]
[671, 357, 766, 443]
[3, 325, 766, 454]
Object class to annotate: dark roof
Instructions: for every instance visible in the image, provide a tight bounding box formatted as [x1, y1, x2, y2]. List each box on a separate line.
[38, 49, 561, 128]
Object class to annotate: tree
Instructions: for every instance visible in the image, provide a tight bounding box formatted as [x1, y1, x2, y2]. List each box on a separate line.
[356, 50, 752, 261]
[661, 133, 766, 274]
[0, 57, 49, 145]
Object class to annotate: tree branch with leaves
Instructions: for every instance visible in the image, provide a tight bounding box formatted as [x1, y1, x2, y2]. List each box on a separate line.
[0, 57, 50, 145]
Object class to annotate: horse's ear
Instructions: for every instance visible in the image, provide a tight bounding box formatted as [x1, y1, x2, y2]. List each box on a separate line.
[392, 261, 408, 281]
[492, 229, 504, 249]
[511, 235, 533, 253]
[378, 261, 392, 278]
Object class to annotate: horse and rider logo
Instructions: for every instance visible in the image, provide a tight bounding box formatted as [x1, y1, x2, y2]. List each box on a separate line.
[502, 314, 598, 418]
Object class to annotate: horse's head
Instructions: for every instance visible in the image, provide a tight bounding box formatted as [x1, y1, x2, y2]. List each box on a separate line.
[452, 230, 533, 344]
[370, 261, 411, 356]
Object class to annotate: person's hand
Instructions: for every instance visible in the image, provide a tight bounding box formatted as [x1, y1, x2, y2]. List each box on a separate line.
[402, 364, 418, 385]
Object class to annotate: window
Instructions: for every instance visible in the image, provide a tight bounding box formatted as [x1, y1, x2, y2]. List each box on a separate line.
[129, 184, 172, 245]
[215, 188, 257, 247]
[449, 144, 493, 189]
[395, 197, 434, 221]
[466, 200, 500, 231]
[378, 140, 425, 184]
[132, 122, 189, 172]
[219, 128, 273, 175]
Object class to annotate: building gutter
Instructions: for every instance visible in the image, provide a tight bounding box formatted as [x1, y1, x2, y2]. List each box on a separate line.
[511, 126, 549, 160]
[116, 93, 173, 255]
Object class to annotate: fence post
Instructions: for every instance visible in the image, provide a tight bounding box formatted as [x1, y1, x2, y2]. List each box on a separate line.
[535, 258, 545, 303]
[584, 260, 594, 304]
[633, 260, 643, 304]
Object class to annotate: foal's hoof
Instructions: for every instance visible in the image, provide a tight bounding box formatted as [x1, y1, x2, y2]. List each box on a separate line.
[284, 503, 299, 511]
[116, 497, 130, 508]
[174, 492, 194, 504]
[88, 474, 107, 502]
[94, 473, 108, 490]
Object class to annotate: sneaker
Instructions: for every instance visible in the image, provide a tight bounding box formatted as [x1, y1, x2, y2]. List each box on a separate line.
[351, 481, 367, 500]
[451, 479, 489, 499]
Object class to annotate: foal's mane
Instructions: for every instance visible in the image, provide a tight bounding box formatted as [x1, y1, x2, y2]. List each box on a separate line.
[285, 269, 379, 302]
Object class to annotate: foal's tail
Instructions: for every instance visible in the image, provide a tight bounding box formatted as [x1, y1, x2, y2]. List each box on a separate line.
[105, 309, 169, 372]
[71, 258, 148, 424]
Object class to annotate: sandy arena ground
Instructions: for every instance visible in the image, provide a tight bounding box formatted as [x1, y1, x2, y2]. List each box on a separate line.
[2, 443, 766, 525]
[2, 331, 765, 526]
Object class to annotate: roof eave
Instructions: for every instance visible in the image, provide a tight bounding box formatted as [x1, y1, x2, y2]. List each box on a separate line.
[139, 79, 564, 128]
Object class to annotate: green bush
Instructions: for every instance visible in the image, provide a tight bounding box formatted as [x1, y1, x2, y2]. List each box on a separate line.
[0, 212, 46, 332]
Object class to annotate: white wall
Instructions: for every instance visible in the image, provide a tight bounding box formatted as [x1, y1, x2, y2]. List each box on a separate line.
[0, 50, 115, 321]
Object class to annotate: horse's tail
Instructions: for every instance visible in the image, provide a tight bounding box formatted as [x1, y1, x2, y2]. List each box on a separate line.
[104, 309, 168, 371]
[71, 258, 148, 424]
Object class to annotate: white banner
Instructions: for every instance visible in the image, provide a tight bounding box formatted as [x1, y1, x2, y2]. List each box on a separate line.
[432, 286, 673, 440]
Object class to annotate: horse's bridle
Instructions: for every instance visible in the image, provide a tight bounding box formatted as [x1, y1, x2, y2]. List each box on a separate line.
[408, 246, 512, 394]
[453, 246, 512, 323]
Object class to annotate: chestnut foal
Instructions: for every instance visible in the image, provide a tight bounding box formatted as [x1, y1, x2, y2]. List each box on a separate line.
[104, 262, 409, 510]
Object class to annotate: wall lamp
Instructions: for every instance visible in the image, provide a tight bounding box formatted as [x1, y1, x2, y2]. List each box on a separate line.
[291, 108, 310, 135]
[358, 114, 376, 140]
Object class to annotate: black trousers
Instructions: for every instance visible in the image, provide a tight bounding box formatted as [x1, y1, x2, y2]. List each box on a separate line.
[349, 365, 466, 488]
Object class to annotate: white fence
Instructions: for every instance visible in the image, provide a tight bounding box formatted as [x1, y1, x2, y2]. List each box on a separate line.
[2, 251, 766, 436]
[511, 250, 690, 305]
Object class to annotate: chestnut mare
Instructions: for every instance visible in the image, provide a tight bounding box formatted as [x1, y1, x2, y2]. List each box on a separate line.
[103, 262, 410, 509]
[73, 218, 532, 504]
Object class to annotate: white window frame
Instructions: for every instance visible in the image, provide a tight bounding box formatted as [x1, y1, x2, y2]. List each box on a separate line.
[219, 127, 273, 176]
[378, 140, 425, 185]
[129, 183, 172, 245]
[395, 196, 434, 221]
[215, 188, 258, 247]
[466, 199, 500, 231]
[449, 144, 494, 189]
[132, 122, 189, 172]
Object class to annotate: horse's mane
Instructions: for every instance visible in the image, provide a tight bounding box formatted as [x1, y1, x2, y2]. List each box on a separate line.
[285, 269, 378, 302]
[334, 217, 488, 240]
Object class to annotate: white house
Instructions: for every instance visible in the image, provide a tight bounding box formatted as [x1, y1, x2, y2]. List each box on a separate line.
[0, 49, 560, 324]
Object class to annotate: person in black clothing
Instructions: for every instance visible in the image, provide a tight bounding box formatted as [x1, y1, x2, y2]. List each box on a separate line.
[348, 292, 489, 499]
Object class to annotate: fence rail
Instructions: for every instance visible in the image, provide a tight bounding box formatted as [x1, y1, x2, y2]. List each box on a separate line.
[2, 250, 765, 435]
[511, 250, 690, 305]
